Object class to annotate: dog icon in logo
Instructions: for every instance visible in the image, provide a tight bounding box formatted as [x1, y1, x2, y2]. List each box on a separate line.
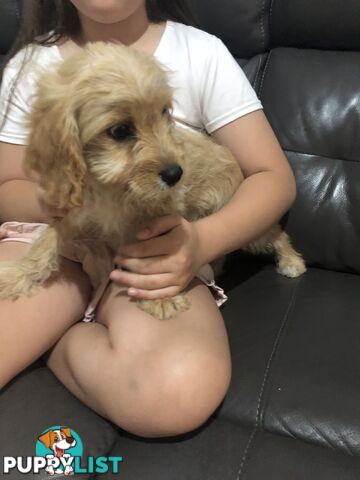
[38, 427, 76, 476]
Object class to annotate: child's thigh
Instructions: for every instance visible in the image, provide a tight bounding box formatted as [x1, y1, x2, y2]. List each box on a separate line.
[95, 278, 232, 401]
[0, 240, 92, 388]
[90, 279, 232, 433]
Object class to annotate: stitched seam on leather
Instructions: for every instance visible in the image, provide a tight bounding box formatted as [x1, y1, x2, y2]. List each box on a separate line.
[269, 0, 275, 45]
[284, 147, 360, 164]
[260, 0, 266, 50]
[14, 0, 20, 21]
[258, 49, 272, 97]
[235, 427, 257, 480]
[235, 277, 303, 479]
[253, 55, 262, 92]
[255, 278, 302, 428]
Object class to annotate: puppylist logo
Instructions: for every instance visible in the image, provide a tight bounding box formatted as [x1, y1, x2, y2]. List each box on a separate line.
[2, 426, 123, 476]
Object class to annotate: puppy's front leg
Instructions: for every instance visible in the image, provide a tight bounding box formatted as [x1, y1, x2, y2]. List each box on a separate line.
[0, 224, 61, 300]
[136, 295, 191, 320]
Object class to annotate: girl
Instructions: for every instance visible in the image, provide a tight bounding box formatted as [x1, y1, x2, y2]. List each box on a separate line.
[0, 0, 296, 438]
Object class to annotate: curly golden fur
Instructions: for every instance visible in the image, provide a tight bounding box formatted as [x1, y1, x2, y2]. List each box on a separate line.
[0, 42, 306, 319]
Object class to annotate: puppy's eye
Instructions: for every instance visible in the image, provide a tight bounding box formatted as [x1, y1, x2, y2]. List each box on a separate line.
[162, 106, 172, 116]
[107, 122, 136, 141]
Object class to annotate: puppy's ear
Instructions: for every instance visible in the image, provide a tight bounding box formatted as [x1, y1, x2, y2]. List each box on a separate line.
[60, 427, 72, 438]
[38, 430, 54, 449]
[24, 68, 87, 210]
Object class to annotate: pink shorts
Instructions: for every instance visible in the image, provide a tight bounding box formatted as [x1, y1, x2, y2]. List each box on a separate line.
[0, 221, 228, 322]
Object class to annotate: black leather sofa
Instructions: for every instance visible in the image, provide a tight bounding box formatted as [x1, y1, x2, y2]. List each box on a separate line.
[1, 0, 360, 478]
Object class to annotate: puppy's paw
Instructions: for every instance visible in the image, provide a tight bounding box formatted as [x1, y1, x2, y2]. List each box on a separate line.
[277, 254, 306, 278]
[64, 465, 74, 475]
[136, 294, 191, 320]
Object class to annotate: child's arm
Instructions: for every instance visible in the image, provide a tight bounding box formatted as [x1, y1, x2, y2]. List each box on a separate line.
[0, 142, 66, 223]
[195, 109, 297, 265]
[0, 143, 41, 222]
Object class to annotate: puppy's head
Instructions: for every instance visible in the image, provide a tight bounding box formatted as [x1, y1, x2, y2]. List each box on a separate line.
[25, 41, 186, 210]
[38, 427, 75, 450]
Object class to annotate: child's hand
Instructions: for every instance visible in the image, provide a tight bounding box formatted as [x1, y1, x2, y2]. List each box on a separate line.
[36, 185, 70, 220]
[110, 214, 206, 300]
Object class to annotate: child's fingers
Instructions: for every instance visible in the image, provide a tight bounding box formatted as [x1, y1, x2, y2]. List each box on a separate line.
[136, 215, 183, 240]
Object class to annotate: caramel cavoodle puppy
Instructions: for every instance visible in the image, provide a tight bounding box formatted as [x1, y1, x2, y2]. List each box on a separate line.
[0, 42, 306, 320]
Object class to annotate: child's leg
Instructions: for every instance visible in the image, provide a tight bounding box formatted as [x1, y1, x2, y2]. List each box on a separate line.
[45, 277, 232, 438]
[0, 240, 91, 390]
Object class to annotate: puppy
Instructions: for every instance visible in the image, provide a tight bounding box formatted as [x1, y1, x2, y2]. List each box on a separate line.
[38, 427, 76, 475]
[0, 42, 306, 320]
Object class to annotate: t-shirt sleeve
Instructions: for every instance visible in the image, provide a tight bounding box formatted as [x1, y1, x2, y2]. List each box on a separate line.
[0, 52, 32, 145]
[199, 35, 263, 134]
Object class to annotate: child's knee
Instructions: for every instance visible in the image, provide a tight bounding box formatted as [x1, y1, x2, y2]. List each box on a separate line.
[104, 346, 231, 438]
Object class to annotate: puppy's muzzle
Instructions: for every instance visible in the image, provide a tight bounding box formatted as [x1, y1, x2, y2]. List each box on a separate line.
[159, 164, 183, 186]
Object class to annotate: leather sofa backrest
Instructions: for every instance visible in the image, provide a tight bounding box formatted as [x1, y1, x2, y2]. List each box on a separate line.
[192, 0, 360, 275]
[0, 0, 22, 59]
[191, 0, 360, 58]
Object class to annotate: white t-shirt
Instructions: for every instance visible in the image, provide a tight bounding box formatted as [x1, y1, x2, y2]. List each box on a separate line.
[0, 20, 263, 144]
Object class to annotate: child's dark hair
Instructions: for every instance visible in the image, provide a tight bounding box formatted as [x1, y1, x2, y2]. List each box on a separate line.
[1, 0, 198, 83]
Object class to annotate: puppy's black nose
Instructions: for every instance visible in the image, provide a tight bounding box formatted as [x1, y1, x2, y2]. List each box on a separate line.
[159, 164, 183, 186]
